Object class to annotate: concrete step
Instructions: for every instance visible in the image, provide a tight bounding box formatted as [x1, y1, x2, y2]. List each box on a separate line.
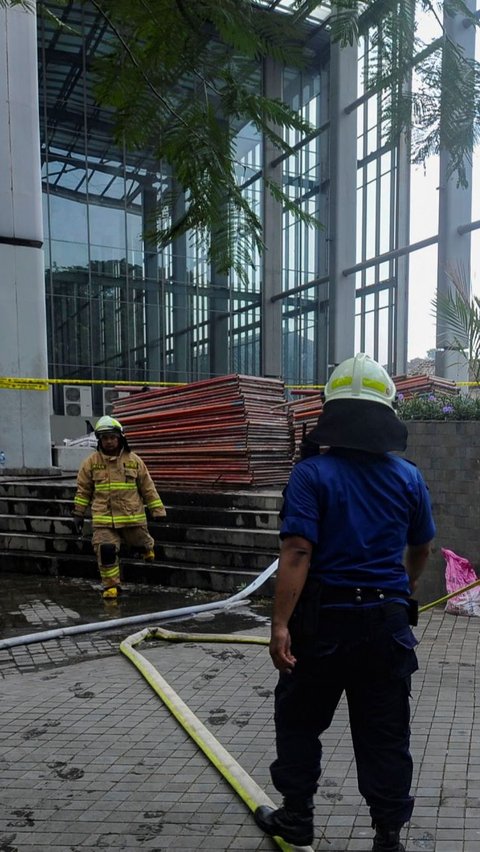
[0, 530, 276, 570]
[0, 497, 73, 517]
[0, 550, 276, 595]
[0, 515, 278, 551]
[0, 477, 282, 593]
[0, 497, 281, 530]
[0, 478, 283, 511]
[0, 515, 73, 534]
[0, 478, 78, 501]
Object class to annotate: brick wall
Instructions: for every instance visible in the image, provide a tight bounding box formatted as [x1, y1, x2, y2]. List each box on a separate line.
[402, 421, 480, 605]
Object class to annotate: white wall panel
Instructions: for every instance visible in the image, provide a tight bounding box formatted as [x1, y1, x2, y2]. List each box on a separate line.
[0, 5, 52, 471]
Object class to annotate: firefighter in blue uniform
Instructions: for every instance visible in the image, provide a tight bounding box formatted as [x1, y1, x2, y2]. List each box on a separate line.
[255, 353, 435, 852]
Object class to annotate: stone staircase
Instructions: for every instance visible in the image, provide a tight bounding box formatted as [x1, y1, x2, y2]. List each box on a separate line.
[0, 476, 282, 594]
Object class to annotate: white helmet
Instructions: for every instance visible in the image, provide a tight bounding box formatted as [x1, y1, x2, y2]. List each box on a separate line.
[94, 415, 124, 436]
[324, 353, 396, 409]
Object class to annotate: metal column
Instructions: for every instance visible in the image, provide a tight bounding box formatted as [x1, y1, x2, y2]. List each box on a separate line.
[171, 188, 189, 382]
[142, 184, 162, 381]
[395, 123, 412, 376]
[327, 40, 358, 369]
[261, 57, 283, 378]
[435, 2, 475, 382]
[0, 3, 52, 472]
[209, 271, 229, 377]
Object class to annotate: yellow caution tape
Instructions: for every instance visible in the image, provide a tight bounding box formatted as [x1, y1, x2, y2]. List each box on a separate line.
[0, 377, 49, 391]
[286, 384, 325, 390]
[47, 378, 185, 386]
[2, 375, 479, 392]
[0, 376, 185, 389]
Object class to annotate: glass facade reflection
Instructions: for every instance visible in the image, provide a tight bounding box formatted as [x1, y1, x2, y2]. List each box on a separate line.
[39, 2, 335, 417]
[37, 1, 479, 417]
[353, 29, 401, 371]
[232, 121, 262, 376]
[39, 3, 280, 414]
[40, 3, 169, 415]
[282, 66, 328, 385]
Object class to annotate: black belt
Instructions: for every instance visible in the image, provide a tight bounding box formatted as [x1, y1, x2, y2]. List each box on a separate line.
[309, 584, 409, 606]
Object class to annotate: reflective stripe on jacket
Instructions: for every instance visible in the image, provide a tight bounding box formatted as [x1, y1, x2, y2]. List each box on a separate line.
[73, 450, 166, 528]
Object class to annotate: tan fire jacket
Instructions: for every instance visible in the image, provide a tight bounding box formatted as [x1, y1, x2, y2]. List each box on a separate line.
[73, 450, 166, 528]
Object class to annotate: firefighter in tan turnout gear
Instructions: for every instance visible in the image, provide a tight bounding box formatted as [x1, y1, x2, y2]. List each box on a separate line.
[71, 416, 166, 599]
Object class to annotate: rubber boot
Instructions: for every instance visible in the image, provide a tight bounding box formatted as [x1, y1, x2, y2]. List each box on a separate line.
[372, 825, 405, 852]
[99, 555, 121, 599]
[143, 549, 155, 562]
[254, 797, 314, 846]
[102, 586, 119, 600]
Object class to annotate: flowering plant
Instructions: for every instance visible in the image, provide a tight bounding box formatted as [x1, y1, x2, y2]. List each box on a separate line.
[396, 393, 480, 420]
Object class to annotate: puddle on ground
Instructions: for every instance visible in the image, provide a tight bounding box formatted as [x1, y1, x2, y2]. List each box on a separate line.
[0, 570, 271, 642]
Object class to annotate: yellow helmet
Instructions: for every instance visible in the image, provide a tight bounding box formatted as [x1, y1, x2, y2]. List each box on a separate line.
[94, 415, 124, 436]
[325, 353, 396, 409]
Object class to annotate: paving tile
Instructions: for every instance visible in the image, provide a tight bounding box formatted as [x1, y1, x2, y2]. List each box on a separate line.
[1, 609, 480, 849]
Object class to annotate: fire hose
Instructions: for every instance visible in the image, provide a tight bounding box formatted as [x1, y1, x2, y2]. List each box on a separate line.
[2, 569, 480, 851]
[118, 577, 480, 852]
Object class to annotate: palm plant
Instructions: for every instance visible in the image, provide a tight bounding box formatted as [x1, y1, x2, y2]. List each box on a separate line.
[432, 265, 480, 386]
[3, 0, 480, 276]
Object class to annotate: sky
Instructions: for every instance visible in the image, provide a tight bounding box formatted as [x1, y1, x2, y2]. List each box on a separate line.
[407, 161, 440, 361]
[407, 146, 480, 363]
[406, 6, 480, 362]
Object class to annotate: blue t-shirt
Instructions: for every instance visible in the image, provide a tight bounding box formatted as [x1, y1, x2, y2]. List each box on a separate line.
[280, 448, 436, 595]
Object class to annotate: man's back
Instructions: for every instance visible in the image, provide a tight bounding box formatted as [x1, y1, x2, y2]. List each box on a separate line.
[280, 448, 435, 590]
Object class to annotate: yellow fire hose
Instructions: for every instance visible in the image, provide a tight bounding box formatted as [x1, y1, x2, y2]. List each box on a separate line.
[119, 628, 305, 849]
[418, 577, 480, 612]
[120, 579, 480, 852]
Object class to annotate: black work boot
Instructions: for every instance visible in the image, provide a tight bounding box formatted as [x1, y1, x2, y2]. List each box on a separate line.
[254, 797, 314, 846]
[372, 824, 405, 852]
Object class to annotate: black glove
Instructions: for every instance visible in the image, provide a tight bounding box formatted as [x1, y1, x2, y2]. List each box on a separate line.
[71, 514, 84, 535]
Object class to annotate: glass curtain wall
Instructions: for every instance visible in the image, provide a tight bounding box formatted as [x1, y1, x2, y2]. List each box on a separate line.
[281, 65, 328, 385]
[39, 3, 269, 409]
[182, 230, 210, 380]
[231, 121, 263, 376]
[351, 3, 479, 371]
[39, 3, 171, 416]
[354, 19, 404, 373]
[39, 1, 331, 413]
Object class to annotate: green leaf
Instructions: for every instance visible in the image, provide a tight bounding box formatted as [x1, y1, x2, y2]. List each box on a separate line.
[432, 266, 480, 384]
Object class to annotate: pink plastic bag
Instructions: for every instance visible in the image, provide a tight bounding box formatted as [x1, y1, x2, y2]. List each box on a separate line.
[443, 548, 480, 616]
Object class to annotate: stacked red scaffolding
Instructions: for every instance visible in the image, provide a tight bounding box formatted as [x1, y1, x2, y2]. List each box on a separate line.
[287, 391, 324, 459]
[392, 374, 459, 399]
[112, 374, 293, 489]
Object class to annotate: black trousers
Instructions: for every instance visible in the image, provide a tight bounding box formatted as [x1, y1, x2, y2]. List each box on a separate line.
[271, 603, 418, 827]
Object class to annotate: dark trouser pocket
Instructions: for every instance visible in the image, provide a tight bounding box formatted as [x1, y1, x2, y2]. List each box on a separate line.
[389, 626, 419, 679]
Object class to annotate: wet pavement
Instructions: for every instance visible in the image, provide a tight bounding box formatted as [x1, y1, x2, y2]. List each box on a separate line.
[2, 570, 480, 850]
[0, 570, 271, 677]
[0, 571, 270, 636]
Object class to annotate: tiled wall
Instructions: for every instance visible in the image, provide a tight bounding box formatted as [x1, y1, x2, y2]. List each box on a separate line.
[403, 421, 480, 605]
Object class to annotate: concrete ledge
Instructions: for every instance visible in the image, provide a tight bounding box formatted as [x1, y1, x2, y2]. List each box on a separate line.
[52, 446, 92, 470]
[0, 467, 61, 477]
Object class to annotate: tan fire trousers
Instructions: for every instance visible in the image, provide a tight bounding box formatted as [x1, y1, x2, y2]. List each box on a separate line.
[92, 525, 155, 588]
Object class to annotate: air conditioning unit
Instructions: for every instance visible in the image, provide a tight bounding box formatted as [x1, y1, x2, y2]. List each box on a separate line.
[102, 387, 130, 416]
[63, 385, 93, 417]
